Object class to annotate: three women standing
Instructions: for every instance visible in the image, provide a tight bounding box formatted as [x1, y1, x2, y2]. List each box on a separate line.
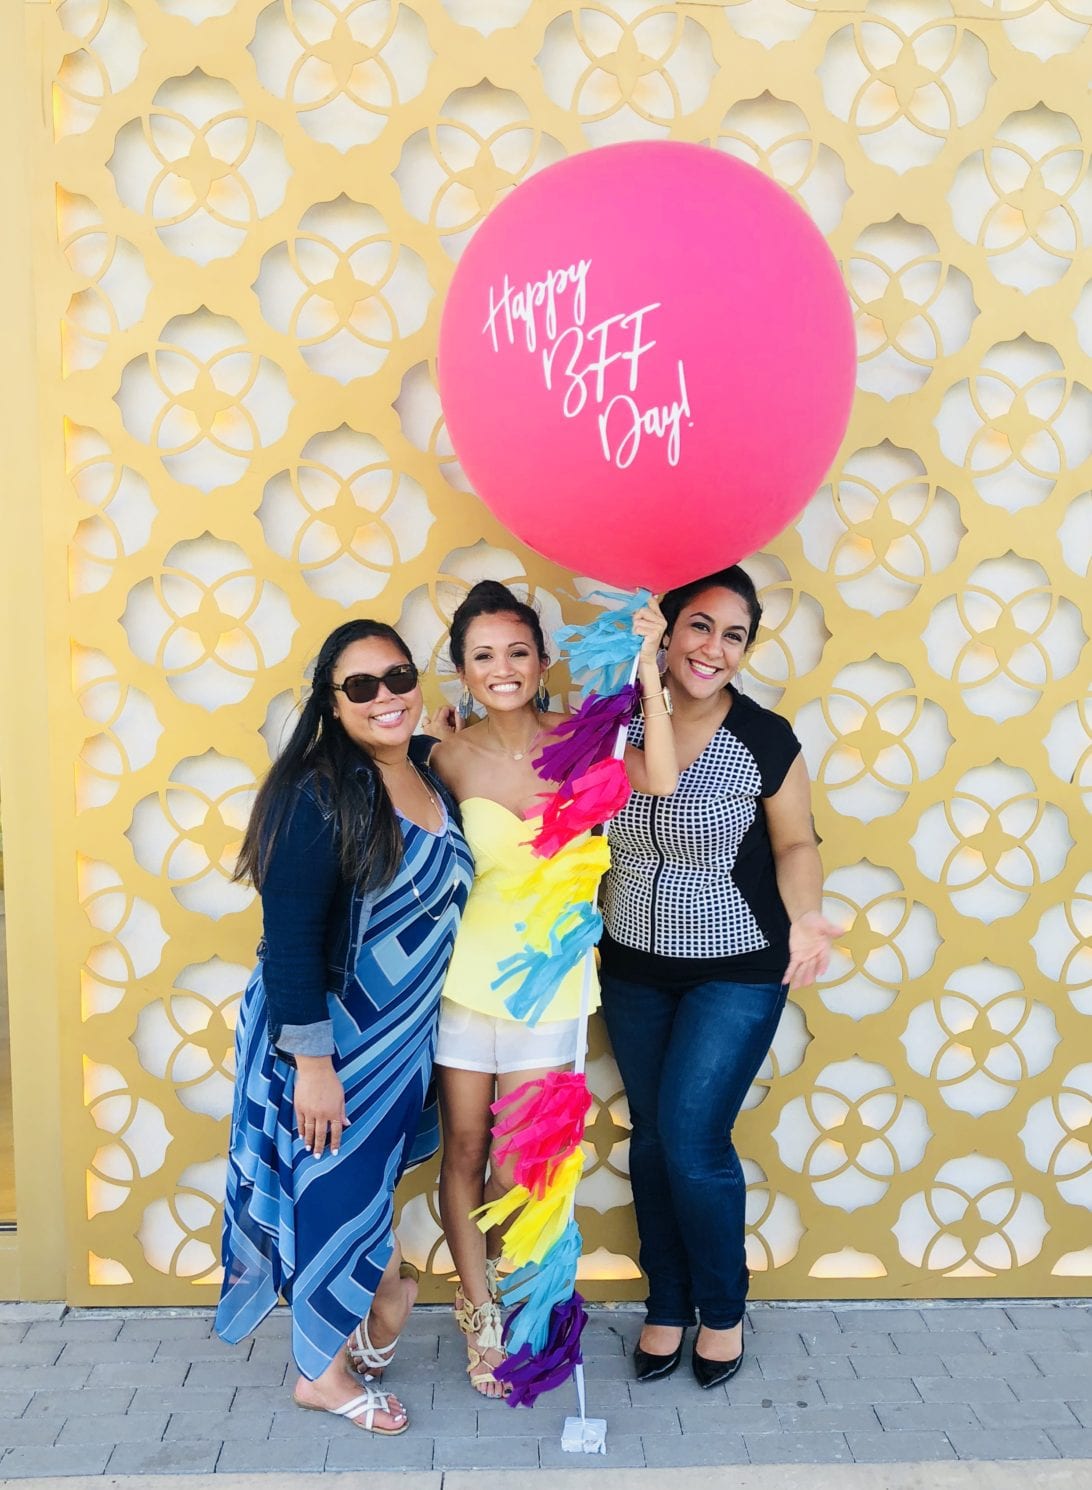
[217, 620, 473, 1434]
[599, 566, 838, 1388]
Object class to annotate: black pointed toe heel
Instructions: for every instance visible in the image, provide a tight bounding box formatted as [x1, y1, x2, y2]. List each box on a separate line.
[633, 1330, 686, 1383]
[692, 1337, 745, 1389]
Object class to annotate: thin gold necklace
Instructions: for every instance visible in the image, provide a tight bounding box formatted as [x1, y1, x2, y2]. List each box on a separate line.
[485, 713, 543, 762]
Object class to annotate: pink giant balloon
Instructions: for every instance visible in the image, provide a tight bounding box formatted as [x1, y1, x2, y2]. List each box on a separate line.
[438, 141, 856, 592]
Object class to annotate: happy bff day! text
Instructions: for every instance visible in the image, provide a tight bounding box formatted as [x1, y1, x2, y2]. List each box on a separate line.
[481, 261, 692, 470]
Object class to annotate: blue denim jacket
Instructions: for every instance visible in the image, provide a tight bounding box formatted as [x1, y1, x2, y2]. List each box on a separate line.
[258, 736, 460, 1055]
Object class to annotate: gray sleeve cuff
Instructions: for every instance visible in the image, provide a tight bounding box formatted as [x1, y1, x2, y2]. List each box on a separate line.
[275, 1020, 335, 1057]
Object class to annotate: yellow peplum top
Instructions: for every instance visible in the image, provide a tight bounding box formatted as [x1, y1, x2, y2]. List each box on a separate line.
[440, 797, 605, 1024]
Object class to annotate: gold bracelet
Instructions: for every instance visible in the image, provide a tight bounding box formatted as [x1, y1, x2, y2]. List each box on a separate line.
[641, 703, 672, 719]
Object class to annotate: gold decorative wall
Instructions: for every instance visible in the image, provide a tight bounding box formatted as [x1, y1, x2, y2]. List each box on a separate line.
[5, 0, 1091, 1304]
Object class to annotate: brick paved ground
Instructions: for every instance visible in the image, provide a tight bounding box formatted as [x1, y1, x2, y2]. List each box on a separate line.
[1, 1300, 1091, 1476]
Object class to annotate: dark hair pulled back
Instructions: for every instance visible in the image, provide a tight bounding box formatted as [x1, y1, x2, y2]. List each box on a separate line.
[448, 580, 549, 668]
[235, 619, 413, 893]
[661, 565, 763, 649]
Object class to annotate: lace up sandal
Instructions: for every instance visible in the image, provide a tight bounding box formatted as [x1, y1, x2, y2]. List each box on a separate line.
[454, 1288, 508, 1396]
[294, 1381, 408, 1436]
[485, 1256, 501, 1302]
[345, 1317, 398, 1380]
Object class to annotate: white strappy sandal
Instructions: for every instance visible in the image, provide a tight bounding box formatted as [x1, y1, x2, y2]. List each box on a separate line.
[294, 1382, 408, 1436]
[345, 1316, 398, 1380]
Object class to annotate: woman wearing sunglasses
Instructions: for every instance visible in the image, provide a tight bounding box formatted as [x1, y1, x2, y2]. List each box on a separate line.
[216, 620, 473, 1436]
[425, 580, 676, 1397]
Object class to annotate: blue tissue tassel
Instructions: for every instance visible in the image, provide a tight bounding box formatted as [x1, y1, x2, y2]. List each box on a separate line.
[554, 588, 651, 698]
[500, 1221, 583, 1354]
[493, 904, 603, 1026]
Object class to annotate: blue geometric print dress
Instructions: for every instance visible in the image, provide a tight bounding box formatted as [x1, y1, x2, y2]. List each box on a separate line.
[216, 808, 473, 1380]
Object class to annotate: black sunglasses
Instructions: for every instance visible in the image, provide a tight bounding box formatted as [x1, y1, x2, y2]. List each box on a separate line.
[331, 662, 419, 705]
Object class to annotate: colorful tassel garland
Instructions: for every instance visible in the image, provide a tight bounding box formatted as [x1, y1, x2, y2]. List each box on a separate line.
[499, 1221, 583, 1354]
[530, 758, 632, 857]
[554, 589, 651, 699]
[493, 903, 602, 1026]
[472, 1148, 584, 1269]
[503, 837, 611, 950]
[532, 685, 640, 789]
[494, 1293, 588, 1408]
[491, 1071, 591, 1196]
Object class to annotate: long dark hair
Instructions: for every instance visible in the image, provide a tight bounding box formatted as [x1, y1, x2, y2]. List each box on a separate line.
[235, 620, 415, 893]
[448, 580, 549, 668]
[661, 565, 763, 649]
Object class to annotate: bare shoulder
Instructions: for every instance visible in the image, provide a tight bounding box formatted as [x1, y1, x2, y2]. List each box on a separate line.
[431, 722, 489, 794]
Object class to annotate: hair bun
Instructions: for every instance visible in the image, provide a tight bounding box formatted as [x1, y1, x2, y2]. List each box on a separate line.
[465, 579, 520, 606]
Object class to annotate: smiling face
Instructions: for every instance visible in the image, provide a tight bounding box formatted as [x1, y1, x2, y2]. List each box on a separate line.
[330, 635, 423, 757]
[459, 612, 547, 714]
[663, 586, 755, 701]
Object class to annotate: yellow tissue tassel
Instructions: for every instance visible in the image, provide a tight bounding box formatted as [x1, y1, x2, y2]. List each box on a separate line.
[471, 1148, 586, 1269]
[502, 838, 611, 949]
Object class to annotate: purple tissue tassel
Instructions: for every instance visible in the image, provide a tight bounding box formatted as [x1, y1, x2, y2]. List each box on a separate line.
[494, 1293, 588, 1408]
[533, 686, 640, 792]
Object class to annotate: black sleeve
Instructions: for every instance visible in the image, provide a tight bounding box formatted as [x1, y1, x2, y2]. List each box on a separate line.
[731, 695, 801, 798]
[260, 788, 342, 1037]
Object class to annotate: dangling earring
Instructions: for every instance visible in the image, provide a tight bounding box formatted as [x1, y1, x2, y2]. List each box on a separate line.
[535, 678, 550, 713]
[457, 685, 474, 724]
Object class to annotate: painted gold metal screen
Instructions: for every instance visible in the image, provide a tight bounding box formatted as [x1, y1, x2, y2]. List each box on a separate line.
[6, 0, 1091, 1304]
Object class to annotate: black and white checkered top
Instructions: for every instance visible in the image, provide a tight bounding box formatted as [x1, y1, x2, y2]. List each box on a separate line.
[600, 688, 801, 986]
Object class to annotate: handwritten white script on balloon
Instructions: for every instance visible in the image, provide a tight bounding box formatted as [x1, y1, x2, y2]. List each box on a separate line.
[481, 260, 692, 470]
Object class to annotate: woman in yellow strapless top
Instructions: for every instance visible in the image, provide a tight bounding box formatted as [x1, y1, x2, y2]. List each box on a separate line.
[427, 580, 677, 1397]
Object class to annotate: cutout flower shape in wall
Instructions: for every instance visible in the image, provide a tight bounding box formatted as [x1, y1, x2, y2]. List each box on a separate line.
[744, 1158, 805, 1271]
[711, 93, 849, 236]
[258, 426, 433, 605]
[819, 861, 941, 1018]
[798, 441, 964, 618]
[1032, 872, 1092, 1016]
[820, 0, 993, 170]
[126, 751, 257, 920]
[122, 535, 298, 710]
[722, 0, 819, 47]
[847, 217, 978, 399]
[116, 310, 294, 492]
[394, 362, 468, 491]
[737, 552, 829, 710]
[396, 541, 565, 705]
[138, 1157, 225, 1280]
[1021, 1062, 1092, 1211]
[85, 1059, 172, 1219]
[923, 554, 1087, 721]
[250, 0, 433, 150]
[73, 646, 163, 811]
[795, 657, 952, 822]
[773, 1058, 932, 1212]
[1059, 490, 1092, 579]
[396, 83, 564, 260]
[911, 762, 1073, 923]
[58, 191, 150, 374]
[109, 71, 291, 265]
[132, 957, 245, 1120]
[537, 2, 716, 144]
[575, 1047, 633, 1216]
[934, 336, 1092, 511]
[1045, 686, 1092, 815]
[66, 424, 157, 597]
[255, 196, 431, 383]
[893, 1155, 1048, 1275]
[79, 857, 169, 1021]
[902, 962, 1060, 1115]
[950, 104, 1092, 289]
[55, 0, 145, 138]
[979, 0, 1092, 60]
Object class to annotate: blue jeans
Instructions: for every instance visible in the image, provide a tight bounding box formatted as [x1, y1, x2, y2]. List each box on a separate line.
[600, 973, 787, 1330]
